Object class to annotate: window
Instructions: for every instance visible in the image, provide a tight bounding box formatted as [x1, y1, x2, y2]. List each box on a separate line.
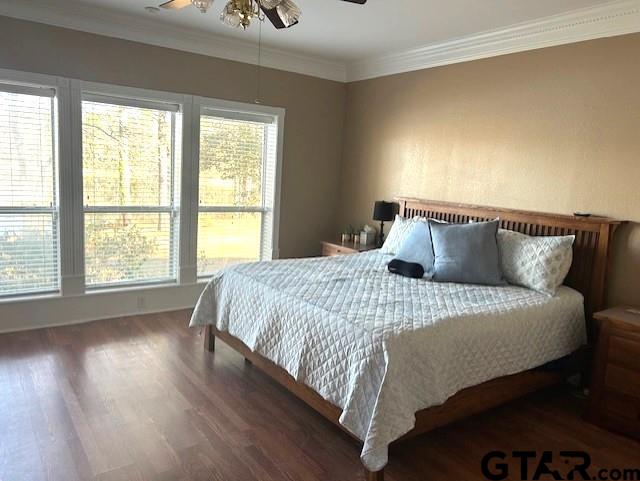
[81, 95, 181, 287]
[197, 109, 278, 276]
[0, 70, 283, 303]
[0, 84, 59, 297]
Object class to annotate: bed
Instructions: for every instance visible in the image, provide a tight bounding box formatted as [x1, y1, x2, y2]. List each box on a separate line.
[190, 198, 622, 481]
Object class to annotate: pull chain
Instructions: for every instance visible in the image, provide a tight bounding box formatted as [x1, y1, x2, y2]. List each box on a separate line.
[255, 8, 263, 105]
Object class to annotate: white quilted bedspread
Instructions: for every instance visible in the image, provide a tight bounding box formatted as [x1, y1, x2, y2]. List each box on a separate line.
[190, 251, 586, 471]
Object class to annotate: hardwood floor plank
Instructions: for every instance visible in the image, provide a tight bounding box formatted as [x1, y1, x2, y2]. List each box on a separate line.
[0, 310, 638, 481]
[40, 440, 82, 481]
[57, 377, 111, 476]
[65, 436, 95, 481]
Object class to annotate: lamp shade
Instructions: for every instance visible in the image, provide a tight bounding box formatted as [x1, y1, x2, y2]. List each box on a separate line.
[373, 201, 394, 222]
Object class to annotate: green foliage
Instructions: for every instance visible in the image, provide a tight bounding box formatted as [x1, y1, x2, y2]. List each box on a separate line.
[0, 228, 56, 292]
[84, 217, 156, 284]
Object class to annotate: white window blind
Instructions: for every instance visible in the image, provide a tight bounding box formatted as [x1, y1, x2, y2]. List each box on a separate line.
[81, 96, 181, 287]
[0, 85, 59, 297]
[197, 110, 277, 276]
[0, 71, 283, 301]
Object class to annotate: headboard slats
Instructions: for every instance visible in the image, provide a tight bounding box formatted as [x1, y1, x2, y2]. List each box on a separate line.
[397, 198, 623, 340]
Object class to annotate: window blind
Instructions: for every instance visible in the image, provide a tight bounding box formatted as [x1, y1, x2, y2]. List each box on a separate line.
[201, 107, 275, 125]
[261, 122, 278, 261]
[0, 72, 283, 300]
[83, 93, 180, 113]
[0, 88, 59, 297]
[82, 98, 180, 287]
[196, 113, 277, 276]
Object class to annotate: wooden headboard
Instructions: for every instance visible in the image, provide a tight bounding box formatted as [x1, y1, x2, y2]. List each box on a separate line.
[397, 198, 623, 336]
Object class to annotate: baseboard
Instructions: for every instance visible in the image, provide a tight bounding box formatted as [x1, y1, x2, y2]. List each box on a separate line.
[0, 282, 206, 333]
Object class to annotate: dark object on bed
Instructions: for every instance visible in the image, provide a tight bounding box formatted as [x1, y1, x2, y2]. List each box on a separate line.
[204, 197, 624, 481]
[387, 258, 425, 278]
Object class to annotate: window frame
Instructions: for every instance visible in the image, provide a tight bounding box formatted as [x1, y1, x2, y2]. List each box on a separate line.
[193, 98, 284, 279]
[0, 74, 63, 299]
[0, 68, 283, 303]
[78, 87, 184, 290]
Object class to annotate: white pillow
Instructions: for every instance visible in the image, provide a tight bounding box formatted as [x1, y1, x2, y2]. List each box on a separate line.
[497, 229, 575, 296]
[379, 215, 425, 255]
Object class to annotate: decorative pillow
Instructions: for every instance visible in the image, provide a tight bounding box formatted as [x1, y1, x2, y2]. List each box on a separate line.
[380, 215, 425, 255]
[497, 229, 575, 296]
[388, 222, 435, 279]
[429, 219, 504, 286]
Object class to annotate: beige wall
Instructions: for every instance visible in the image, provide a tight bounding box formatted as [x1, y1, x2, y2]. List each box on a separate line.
[340, 34, 640, 307]
[1, 16, 638, 308]
[0, 15, 346, 259]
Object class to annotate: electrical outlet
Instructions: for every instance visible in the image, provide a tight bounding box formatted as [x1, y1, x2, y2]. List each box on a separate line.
[136, 296, 146, 310]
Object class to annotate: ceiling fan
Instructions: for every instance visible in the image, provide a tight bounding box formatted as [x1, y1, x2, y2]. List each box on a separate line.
[159, 0, 367, 30]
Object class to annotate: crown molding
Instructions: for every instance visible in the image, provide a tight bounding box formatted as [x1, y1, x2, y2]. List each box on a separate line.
[347, 0, 640, 82]
[1, 0, 638, 84]
[0, 0, 348, 82]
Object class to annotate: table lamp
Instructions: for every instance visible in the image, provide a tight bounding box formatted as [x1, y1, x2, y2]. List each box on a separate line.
[373, 201, 394, 247]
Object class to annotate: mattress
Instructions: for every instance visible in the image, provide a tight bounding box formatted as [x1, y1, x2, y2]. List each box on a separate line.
[190, 250, 586, 471]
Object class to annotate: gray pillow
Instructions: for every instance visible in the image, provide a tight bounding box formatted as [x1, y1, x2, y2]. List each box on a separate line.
[429, 219, 505, 286]
[390, 221, 435, 279]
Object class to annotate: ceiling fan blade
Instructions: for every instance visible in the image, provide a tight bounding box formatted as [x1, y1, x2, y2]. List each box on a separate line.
[260, 0, 300, 29]
[260, 6, 289, 29]
[341, 0, 367, 3]
[159, 0, 192, 10]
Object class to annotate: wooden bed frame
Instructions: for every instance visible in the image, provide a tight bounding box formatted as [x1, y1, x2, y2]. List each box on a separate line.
[204, 198, 623, 481]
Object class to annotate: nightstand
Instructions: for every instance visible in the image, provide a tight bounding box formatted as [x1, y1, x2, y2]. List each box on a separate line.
[321, 239, 378, 257]
[586, 307, 640, 439]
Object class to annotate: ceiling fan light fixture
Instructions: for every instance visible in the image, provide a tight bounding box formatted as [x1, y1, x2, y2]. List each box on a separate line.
[191, 0, 213, 13]
[220, 0, 259, 29]
[220, 2, 243, 27]
[275, 0, 301, 27]
[161, 0, 364, 30]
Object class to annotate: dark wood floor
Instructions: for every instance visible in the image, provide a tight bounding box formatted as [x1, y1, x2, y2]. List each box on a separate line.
[1, 311, 638, 481]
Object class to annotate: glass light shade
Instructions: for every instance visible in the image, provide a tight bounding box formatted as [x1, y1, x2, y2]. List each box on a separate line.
[220, 2, 242, 27]
[192, 0, 213, 13]
[259, 0, 282, 9]
[276, 0, 301, 27]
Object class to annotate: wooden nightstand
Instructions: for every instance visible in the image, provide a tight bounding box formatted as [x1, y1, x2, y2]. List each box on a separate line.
[586, 307, 640, 439]
[321, 239, 378, 257]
